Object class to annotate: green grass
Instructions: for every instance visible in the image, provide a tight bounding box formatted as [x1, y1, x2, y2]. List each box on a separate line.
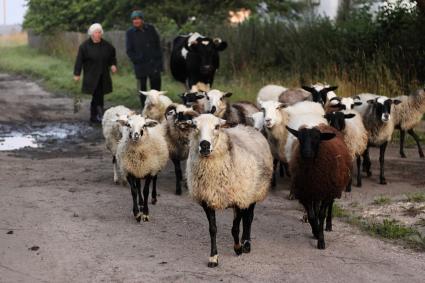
[405, 192, 425, 203]
[0, 45, 264, 109]
[364, 219, 417, 240]
[373, 196, 392, 206]
[332, 203, 350, 218]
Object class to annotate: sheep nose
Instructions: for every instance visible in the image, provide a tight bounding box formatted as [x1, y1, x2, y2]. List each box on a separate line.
[210, 106, 217, 114]
[199, 140, 212, 156]
[133, 132, 140, 140]
[382, 113, 390, 122]
[264, 118, 272, 127]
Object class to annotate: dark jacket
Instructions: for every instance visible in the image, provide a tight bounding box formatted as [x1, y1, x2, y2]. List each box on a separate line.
[74, 38, 117, 95]
[126, 24, 163, 78]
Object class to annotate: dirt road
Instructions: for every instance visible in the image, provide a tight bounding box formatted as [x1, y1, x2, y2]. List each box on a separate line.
[1, 74, 425, 282]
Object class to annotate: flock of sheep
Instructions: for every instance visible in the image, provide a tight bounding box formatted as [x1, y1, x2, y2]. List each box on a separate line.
[101, 82, 425, 268]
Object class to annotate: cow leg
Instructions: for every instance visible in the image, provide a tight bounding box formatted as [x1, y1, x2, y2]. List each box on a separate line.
[202, 202, 218, 268]
[151, 175, 158, 205]
[172, 158, 183, 195]
[126, 174, 141, 222]
[408, 129, 424, 158]
[325, 199, 334, 232]
[379, 142, 388, 185]
[356, 155, 362, 187]
[141, 175, 152, 222]
[362, 146, 372, 177]
[241, 203, 256, 254]
[399, 129, 407, 158]
[232, 206, 243, 255]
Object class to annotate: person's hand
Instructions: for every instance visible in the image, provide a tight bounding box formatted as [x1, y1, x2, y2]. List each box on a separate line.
[111, 65, 117, 74]
[73, 75, 80, 82]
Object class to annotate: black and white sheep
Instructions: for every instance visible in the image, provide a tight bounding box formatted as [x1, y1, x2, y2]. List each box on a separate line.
[140, 90, 173, 122]
[186, 114, 273, 267]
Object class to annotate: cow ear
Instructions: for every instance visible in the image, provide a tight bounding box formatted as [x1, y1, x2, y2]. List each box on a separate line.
[285, 126, 299, 138]
[223, 92, 232, 98]
[320, 132, 336, 141]
[215, 40, 228, 51]
[393, 99, 402, 105]
[344, 113, 356, 119]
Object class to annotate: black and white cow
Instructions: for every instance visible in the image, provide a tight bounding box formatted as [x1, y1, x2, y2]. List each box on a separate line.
[170, 32, 227, 89]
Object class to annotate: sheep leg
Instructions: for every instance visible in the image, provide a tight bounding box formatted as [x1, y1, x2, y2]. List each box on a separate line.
[325, 200, 334, 232]
[399, 129, 407, 158]
[172, 159, 183, 195]
[279, 161, 285, 177]
[379, 142, 388, 185]
[362, 147, 372, 177]
[141, 175, 152, 222]
[317, 201, 328, 250]
[113, 156, 119, 184]
[241, 203, 256, 254]
[231, 207, 243, 255]
[271, 159, 278, 187]
[136, 178, 143, 209]
[356, 155, 362, 187]
[407, 129, 424, 158]
[202, 202, 218, 268]
[127, 174, 141, 222]
[302, 201, 318, 239]
[284, 162, 291, 178]
[151, 175, 158, 205]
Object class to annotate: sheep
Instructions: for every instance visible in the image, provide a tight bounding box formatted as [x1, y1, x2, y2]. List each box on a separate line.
[116, 114, 169, 222]
[101, 105, 133, 184]
[247, 111, 265, 131]
[186, 114, 273, 268]
[325, 96, 363, 113]
[256, 84, 287, 107]
[162, 103, 199, 195]
[301, 84, 338, 106]
[324, 110, 368, 188]
[140, 90, 173, 122]
[355, 94, 401, 184]
[278, 88, 312, 105]
[205, 89, 259, 125]
[179, 82, 210, 113]
[287, 124, 352, 249]
[392, 88, 425, 158]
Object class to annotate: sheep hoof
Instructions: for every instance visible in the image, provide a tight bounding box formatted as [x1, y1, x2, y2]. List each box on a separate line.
[208, 255, 218, 268]
[356, 182, 362, 187]
[135, 212, 142, 223]
[366, 171, 372, 177]
[175, 189, 182, 196]
[317, 240, 326, 250]
[325, 225, 332, 232]
[379, 179, 387, 185]
[234, 243, 243, 256]
[287, 193, 295, 200]
[142, 214, 150, 222]
[242, 240, 251, 253]
[151, 198, 157, 205]
[400, 152, 407, 158]
[302, 213, 308, 223]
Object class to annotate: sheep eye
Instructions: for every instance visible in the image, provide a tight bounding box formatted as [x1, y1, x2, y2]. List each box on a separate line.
[215, 124, 220, 130]
[125, 123, 130, 127]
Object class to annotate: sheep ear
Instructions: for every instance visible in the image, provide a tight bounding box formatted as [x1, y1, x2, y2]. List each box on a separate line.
[325, 86, 338, 92]
[367, 99, 375, 104]
[393, 99, 402, 105]
[139, 91, 149, 96]
[285, 126, 298, 138]
[277, 103, 288, 109]
[195, 94, 205, 100]
[302, 86, 315, 93]
[223, 92, 232, 98]
[329, 98, 340, 105]
[320, 132, 336, 141]
[144, 120, 158, 128]
[344, 113, 356, 119]
[186, 110, 200, 118]
[158, 91, 168, 95]
[324, 113, 332, 120]
[354, 101, 363, 106]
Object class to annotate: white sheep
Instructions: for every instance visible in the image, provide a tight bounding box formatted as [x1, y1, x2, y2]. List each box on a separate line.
[116, 114, 169, 222]
[355, 94, 401, 184]
[205, 89, 259, 125]
[256, 84, 287, 107]
[162, 103, 199, 195]
[102, 105, 133, 184]
[186, 114, 273, 268]
[392, 88, 425, 158]
[140, 90, 173, 122]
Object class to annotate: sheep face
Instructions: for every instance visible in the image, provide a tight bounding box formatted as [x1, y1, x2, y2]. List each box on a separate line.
[286, 126, 336, 159]
[367, 97, 401, 123]
[166, 104, 199, 130]
[205, 89, 232, 116]
[328, 97, 362, 111]
[140, 90, 168, 105]
[180, 91, 205, 106]
[120, 114, 158, 142]
[260, 101, 287, 128]
[302, 85, 338, 105]
[324, 111, 356, 131]
[192, 114, 226, 157]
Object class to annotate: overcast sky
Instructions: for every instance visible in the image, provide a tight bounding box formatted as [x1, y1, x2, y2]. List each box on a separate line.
[0, 0, 27, 25]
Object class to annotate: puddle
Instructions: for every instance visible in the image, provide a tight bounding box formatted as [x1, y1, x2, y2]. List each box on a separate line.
[0, 123, 95, 151]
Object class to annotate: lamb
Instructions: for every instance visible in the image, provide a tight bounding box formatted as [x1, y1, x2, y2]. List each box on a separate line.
[392, 88, 425, 158]
[101, 105, 133, 184]
[163, 103, 199, 195]
[140, 90, 173, 122]
[205, 89, 259, 125]
[116, 114, 169, 222]
[287, 124, 352, 249]
[355, 94, 401, 184]
[324, 110, 368, 188]
[256, 84, 287, 107]
[186, 114, 273, 268]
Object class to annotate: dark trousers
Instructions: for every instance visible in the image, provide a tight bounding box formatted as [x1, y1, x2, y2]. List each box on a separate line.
[138, 72, 161, 109]
[90, 78, 104, 122]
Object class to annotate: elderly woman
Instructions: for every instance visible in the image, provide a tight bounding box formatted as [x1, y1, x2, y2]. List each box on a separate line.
[74, 23, 117, 123]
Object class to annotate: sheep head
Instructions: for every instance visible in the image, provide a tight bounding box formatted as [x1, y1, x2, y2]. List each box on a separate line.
[260, 100, 288, 128]
[205, 89, 232, 117]
[191, 114, 226, 157]
[286, 126, 335, 159]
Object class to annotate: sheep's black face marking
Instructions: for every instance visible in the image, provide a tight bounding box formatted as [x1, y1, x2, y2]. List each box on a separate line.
[325, 112, 346, 131]
[369, 98, 398, 122]
[210, 106, 217, 114]
[302, 86, 338, 105]
[175, 112, 196, 130]
[287, 127, 336, 159]
[180, 92, 205, 106]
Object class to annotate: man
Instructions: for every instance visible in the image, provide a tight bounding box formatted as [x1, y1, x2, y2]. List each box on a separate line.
[126, 10, 163, 110]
